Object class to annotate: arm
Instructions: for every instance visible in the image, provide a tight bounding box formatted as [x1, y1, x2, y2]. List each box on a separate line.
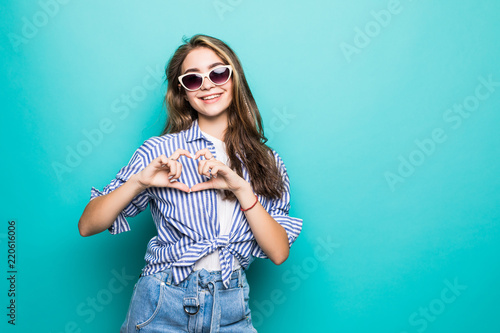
[78, 174, 147, 237]
[79, 149, 192, 237]
[233, 182, 290, 265]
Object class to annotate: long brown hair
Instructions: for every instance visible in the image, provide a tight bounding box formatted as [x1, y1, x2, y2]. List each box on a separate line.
[161, 34, 284, 200]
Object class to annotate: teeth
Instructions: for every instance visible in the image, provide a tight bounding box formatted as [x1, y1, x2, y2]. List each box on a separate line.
[202, 94, 221, 100]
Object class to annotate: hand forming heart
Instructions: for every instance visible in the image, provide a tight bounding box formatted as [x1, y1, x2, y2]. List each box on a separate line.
[135, 148, 247, 194]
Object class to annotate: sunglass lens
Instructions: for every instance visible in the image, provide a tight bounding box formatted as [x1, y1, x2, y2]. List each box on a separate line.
[209, 67, 231, 85]
[182, 74, 202, 90]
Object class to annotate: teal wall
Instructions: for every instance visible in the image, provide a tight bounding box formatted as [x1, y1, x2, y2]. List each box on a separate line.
[1, 0, 500, 332]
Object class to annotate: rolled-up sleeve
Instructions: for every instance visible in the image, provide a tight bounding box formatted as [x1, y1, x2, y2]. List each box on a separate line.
[89, 147, 151, 235]
[252, 153, 303, 258]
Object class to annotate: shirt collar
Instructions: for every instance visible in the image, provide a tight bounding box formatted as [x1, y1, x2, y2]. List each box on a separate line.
[182, 119, 204, 143]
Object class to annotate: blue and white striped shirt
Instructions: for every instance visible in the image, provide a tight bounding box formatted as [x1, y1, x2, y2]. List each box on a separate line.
[90, 120, 302, 287]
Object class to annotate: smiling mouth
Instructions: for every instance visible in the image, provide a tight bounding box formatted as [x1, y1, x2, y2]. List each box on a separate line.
[200, 93, 221, 101]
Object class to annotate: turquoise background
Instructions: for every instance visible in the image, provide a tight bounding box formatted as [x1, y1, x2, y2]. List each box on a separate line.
[1, 0, 500, 332]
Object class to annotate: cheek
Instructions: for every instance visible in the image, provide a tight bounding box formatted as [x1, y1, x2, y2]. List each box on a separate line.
[185, 92, 198, 104]
[183, 94, 201, 112]
[223, 82, 234, 100]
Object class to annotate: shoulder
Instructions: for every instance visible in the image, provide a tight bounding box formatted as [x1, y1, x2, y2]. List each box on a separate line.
[141, 133, 180, 149]
[133, 132, 185, 159]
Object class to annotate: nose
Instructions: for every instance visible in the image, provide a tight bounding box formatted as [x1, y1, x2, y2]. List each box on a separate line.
[200, 74, 215, 90]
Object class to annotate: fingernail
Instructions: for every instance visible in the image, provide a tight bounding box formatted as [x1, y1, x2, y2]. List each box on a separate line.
[170, 179, 177, 183]
[168, 175, 173, 179]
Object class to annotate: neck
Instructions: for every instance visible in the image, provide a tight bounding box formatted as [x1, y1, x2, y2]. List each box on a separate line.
[198, 112, 228, 141]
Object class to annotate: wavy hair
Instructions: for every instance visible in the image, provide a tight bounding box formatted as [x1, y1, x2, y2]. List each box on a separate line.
[161, 34, 284, 200]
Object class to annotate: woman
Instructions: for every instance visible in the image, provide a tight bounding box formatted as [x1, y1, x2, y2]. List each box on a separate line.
[78, 34, 302, 332]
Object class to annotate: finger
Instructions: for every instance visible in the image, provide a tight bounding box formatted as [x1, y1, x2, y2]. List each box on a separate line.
[158, 154, 170, 167]
[201, 160, 216, 179]
[210, 165, 222, 179]
[166, 160, 177, 178]
[174, 161, 182, 180]
[202, 161, 213, 178]
[158, 156, 173, 172]
[168, 181, 190, 193]
[198, 159, 207, 177]
[190, 180, 214, 193]
[170, 149, 193, 160]
[194, 148, 214, 160]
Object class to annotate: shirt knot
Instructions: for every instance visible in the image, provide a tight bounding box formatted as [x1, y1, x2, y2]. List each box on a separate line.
[214, 235, 230, 249]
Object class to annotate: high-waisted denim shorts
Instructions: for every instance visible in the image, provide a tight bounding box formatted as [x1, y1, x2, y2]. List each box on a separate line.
[120, 268, 258, 332]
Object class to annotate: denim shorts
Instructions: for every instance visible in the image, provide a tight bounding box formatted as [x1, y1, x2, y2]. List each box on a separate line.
[120, 268, 258, 332]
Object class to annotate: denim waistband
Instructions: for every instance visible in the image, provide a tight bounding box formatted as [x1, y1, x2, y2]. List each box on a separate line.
[145, 267, 244, 290]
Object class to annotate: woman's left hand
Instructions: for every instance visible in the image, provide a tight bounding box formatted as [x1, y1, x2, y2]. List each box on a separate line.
[190, 148, 248, 193]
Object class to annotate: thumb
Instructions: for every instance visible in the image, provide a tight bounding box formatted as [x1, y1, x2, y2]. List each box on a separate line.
[168, 181, 190, 193]
[190, 181, 214, 193]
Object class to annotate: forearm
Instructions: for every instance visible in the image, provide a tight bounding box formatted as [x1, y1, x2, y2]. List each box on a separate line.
[78, 174, 147, 237]
[234, 183, 290, 265]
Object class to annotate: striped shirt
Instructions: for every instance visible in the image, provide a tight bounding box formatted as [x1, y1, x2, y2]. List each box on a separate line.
[90, 119, 303, 287]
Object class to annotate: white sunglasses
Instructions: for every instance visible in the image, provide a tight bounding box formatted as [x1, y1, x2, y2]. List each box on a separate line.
[178, 65, 232, 91]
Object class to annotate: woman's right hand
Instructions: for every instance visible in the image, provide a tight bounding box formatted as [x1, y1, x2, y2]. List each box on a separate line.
[134, 149, 192, 193]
